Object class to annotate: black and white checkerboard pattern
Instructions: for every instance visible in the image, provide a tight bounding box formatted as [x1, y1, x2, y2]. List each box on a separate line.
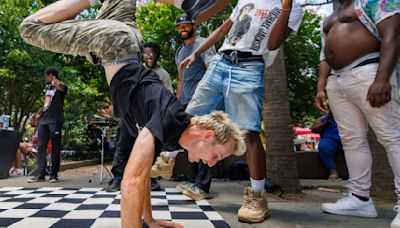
[0, 187, 230, 228]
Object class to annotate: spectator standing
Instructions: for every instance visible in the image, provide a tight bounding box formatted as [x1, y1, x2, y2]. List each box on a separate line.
[28, 67, 67, 183]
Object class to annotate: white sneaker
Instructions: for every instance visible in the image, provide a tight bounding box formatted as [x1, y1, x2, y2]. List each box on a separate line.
[322, 193, 378, 218]
[391, 205, 400, 228]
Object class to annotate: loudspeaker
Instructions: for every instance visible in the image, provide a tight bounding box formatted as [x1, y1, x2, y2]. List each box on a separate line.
[0, 129, 22, 179]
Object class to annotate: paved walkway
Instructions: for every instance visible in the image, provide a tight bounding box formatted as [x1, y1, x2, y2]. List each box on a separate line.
[1, 164, 396, 228]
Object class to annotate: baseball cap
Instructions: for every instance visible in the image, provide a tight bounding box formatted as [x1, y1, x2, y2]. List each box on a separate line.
[176, 14, 194, 25]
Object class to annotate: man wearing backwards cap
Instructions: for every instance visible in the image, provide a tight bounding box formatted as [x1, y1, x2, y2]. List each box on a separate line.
[152, 14, 216, 201]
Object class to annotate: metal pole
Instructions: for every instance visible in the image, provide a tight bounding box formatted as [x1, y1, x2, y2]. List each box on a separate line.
[100, 128, 105, 182]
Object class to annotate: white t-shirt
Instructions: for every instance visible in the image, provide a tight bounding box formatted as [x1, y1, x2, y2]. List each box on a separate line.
[219, 0, 303, 66]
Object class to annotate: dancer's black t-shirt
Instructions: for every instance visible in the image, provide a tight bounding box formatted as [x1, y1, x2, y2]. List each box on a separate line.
[110, 64, 190, 157]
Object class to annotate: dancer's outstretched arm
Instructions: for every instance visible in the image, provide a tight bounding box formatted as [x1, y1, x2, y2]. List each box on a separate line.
[120, 128, 183, 227]
[26, 0, 90, 24]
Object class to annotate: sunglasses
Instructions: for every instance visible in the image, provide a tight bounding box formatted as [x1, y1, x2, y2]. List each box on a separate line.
[143, 52, 155, 58]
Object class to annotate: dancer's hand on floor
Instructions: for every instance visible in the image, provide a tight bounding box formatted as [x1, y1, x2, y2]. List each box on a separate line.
[148, 220, 183, 228]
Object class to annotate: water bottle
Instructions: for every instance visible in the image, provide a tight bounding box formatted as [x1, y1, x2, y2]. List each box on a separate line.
[2, 115, 10, 129]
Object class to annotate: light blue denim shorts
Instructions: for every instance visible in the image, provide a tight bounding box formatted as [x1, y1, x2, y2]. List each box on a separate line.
[186, 54, 265, 132]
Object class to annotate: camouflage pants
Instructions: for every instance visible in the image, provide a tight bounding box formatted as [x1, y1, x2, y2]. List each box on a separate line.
[19, 0, 143, 65]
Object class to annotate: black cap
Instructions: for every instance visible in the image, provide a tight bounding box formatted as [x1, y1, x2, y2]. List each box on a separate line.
[176, 14, 194, 25]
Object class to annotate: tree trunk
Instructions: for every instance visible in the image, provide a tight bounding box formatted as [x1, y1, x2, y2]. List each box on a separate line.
[264, 47, 301, 193]
[369, 130, 396, 200]
[332, 0, 339, 10]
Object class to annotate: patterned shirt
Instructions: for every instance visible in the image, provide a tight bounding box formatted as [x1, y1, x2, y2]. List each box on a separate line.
[354, 0, 399, 41]
[354, 0, 400, 87]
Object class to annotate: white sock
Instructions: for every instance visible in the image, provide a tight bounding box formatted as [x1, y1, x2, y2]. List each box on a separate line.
[250, 178, 265, 192]
[165, 151, 179, 158]
[174, 0, 184, 8]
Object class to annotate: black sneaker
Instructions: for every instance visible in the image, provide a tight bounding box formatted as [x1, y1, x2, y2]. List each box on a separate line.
[49, 175, 59, 183]
[151, 178, 161, 191]
[27, 175, 45, 183]
[182, 0, 230, 25]
[106, 177, 121, 192]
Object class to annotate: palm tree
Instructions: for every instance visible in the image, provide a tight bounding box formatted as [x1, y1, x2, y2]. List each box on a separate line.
[263, 48, 301, 193]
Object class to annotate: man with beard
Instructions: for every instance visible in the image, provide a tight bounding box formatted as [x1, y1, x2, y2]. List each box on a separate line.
[151, 14, 217, 201]
[179, 0, 302, 223]
[314, 0, 400, 226]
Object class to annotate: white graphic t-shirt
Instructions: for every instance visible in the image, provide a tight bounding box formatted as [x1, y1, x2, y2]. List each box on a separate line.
[219, 0, 303, 66]
[43, 86, 56, 111]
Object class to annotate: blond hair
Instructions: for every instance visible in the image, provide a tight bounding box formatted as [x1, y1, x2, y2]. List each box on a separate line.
[191, 111, 246, 156]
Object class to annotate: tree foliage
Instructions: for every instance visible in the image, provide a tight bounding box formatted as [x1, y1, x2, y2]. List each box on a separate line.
[0, 0, 53, 130]
[284, 10, 323, 125]
[0, 0, 108, 151]
[1, 0, 325, 151]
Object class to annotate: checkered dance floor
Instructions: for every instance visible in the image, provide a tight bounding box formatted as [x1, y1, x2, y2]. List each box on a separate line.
[0, 187, 230, 228]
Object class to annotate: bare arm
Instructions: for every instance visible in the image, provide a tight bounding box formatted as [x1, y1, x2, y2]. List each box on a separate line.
[52, 78, 66, 92]
[315, 61, 331, 112]
[311, 116, 329, 133]
[120, 128, 183, 228]
[121, 128, 155, 227]
[142, 177, 152, 225]
[180, 19, 233, 69]
[367, 14, 400, 107]
[268, 0, 293, 50]
[176, 66, 183, 99]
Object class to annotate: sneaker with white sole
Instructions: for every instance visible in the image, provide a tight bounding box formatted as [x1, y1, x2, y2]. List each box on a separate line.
[151, 152, 176, 180]
[176, 182, 193, 192]
[182, 184, 208, 201]
[322, 193, 378, 218]
[27, 175, 45, 183]
[49, 175, 59, 183]
[391, 205, 400, 228]
[238, 187, 269, 223]
[182, 0, 230, 25]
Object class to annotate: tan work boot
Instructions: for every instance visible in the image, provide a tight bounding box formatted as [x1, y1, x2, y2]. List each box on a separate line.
[151, 152, 176, 180]
[238, 187, 269, 223]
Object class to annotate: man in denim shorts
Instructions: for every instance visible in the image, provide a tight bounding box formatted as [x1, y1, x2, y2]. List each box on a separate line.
[180, 0, 302, 223]
[19, 0, 246, 227]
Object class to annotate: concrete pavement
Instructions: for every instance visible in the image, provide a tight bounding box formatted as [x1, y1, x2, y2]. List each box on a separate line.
[1, 170, 395, 228]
